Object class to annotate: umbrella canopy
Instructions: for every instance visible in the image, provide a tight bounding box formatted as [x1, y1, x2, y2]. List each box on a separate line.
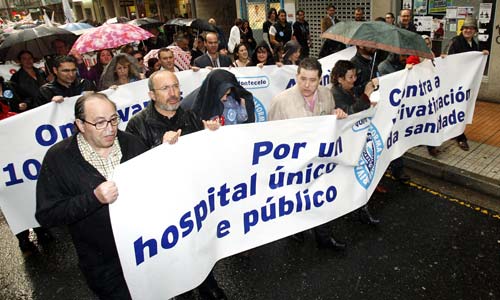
[143, 46, 192, 71]
[105, 16, 131, 24]
[71, 23, 154, 54]
[59, 22, 94, 32]
[128, 17, 163, 28]
[0, 25, 77, 61]
[59, 22, 95, 36]
[165, 18, 216, 32]
[321, 21, 433, 59]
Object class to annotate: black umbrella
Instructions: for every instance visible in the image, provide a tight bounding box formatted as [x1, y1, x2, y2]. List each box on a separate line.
[128, 17, 163, 29]
[0, 25, 77, 61]
[164, 18, 216, 32]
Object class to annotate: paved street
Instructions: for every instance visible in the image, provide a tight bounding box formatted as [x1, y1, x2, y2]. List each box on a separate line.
[1, 174, 499, 300]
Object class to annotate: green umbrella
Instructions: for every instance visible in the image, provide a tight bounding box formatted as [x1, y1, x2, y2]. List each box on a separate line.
[321, 21, 433, 59]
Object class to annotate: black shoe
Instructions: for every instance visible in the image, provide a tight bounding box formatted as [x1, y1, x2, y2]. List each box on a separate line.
[198, 286, 227, 300]
[19, 239, 38, 257]
[427, 147, 440, 157]
[359, 205, 380, 225]
[290, 232, 305, 243]
[457, 140, 469, 151]
[317, 237, 346, 251]
[395, 172, 410, 182]
[35, 228, 54, 245]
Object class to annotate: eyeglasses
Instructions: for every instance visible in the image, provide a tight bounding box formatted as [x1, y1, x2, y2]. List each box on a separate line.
[153, 83, 179, 92]
[81, 116, 120, 130]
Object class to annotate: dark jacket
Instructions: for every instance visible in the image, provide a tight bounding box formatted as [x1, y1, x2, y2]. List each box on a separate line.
[378, 53, 406, 76]
[193, 53, 232, 68]
[35, 131, 147, 275]
[332, 85, 370, 115]
[126, 103, 203, 149]
[35, 78, 96, 107]
[447, 34, 479, 54]
[292, 20, 310, 57]
[182, 69, 255, 123]
[10, 67, 47, 110]
[351, 51, 376, 97]
[272, 21, 293, 45]
[398, 22, 417, 32]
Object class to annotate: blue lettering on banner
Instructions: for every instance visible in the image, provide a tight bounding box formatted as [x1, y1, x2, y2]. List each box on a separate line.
[117, 100, 150, 122]
[133, 173, 257, 266]
[237, 76, 270, 89]
[352, 117, 371, 132]
[354, 125, 384, 189]
[253, 97, 267, 122]
[2, 158, 42, 186]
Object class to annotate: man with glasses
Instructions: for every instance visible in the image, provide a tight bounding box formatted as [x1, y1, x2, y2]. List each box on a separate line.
[35, 55, 95, 107]
[125, 70, 226, 299]
[36, 93, 148, 299]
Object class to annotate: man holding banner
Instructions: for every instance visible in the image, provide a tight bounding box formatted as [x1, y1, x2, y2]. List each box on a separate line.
[268, 57, 348, 250]
[35, 93, 148, 299]
[126, 70, 227, 299]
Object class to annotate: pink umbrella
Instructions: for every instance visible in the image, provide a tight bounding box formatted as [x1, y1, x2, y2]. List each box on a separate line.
[143, 46, 192, 71]
[71, 23, 153, 54]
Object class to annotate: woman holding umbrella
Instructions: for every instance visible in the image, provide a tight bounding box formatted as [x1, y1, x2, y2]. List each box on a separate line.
[10, 50, 47, 111]
[99, 53, 143, 90]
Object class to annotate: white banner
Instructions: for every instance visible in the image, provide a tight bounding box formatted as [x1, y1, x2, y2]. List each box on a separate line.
[0, 48, 355, 234]
[111, 52, 486, 299]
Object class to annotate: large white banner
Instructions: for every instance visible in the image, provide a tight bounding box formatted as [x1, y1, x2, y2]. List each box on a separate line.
[110, 51, 487, 299]
[110, 53, 486, 299]
[0, 48, 355, 234]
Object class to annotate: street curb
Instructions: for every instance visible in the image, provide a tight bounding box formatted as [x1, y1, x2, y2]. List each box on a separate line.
[402, 153, 500, 199]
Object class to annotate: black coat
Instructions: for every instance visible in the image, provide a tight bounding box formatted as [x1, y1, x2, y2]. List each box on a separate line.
[447, 34, 479, 54]
[193, 53, 232, 68]
[35, 131, 147, 280]
[351, 52, 376, 97]
[126, 103, 203, 149]
[10, 67, 47, 109]
[182, 69, 255, 123]
[35, 78, 96, 107]
[332, 85, 370, 115]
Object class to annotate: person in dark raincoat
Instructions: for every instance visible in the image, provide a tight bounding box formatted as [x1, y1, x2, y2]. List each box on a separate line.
[182, 69, 255, 124]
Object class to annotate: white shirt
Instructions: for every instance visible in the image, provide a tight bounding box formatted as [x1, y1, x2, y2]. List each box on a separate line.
[228, 25, 241, 53]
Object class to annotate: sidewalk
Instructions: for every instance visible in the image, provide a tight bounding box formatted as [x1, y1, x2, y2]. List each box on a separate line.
[403, 100, 500, 198]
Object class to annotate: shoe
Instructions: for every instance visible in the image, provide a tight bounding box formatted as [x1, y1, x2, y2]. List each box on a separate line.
[375, 185, 388, 194]
[457, 140, 469, 151]
[317, 237, 346, 251]
[18, 239, 38, 257]
[35, 228, 54, 245]
[428, 147, 440, 157]
[290, 232, 305, 243]
[359, 205, 380, 225]
[198, 286, 227, 300]
[394, 172, 410, 182]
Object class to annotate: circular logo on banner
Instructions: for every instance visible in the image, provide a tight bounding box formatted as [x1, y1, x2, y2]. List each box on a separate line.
[253, 96, 267, 122]
[354, 124, 384, 189]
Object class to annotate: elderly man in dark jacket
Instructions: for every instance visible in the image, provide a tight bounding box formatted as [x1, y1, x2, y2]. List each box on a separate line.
[125, 70, 226, 300]
[36, 93, 148, 299]
[446, 16, 489, 151]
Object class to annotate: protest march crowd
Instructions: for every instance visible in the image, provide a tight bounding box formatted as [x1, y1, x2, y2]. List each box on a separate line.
[0, 4, 489, 300]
